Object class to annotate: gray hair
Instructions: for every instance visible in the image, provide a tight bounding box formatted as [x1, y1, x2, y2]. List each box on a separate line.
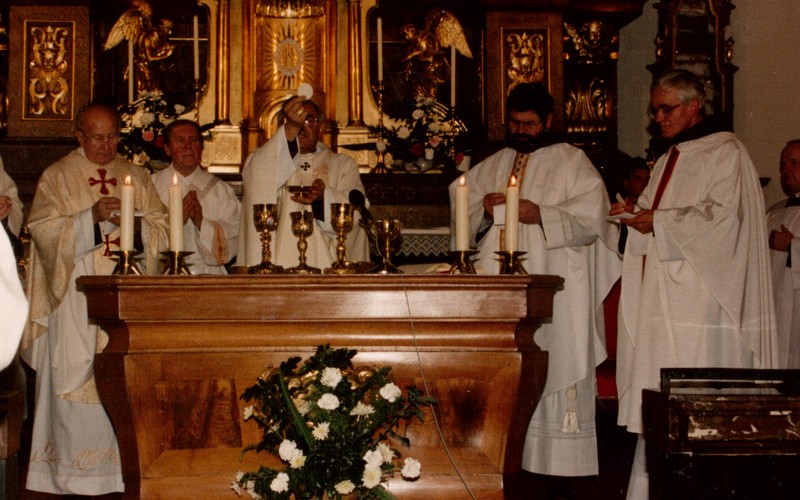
[652, 69, 709, 115]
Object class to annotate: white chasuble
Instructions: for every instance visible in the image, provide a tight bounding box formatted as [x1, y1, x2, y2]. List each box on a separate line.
[766, 199, 800, 368]
[23, 149, 168, 495]
[450, 143, 621, 476]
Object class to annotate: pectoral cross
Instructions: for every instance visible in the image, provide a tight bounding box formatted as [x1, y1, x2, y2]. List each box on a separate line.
[103, 233, 120, 256]
[300, 162, 311, 171]
[89, 168, 118, 195]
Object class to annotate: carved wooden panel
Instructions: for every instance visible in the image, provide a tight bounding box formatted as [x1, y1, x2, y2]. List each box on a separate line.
[485, 11, 564, 141]
[7, 6, 90, 138]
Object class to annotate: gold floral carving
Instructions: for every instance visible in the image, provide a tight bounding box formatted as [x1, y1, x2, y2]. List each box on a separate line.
[505, 31, 545, 92]
[565, 77, 611, 134]
[26, 23, 71, 117]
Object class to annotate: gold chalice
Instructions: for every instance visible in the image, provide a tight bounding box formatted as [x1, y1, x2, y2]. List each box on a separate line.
[369, 218, 403, 274]
[286, 210, 320, 274]
[324, 203, 356, 274]
[249, 203, 284, 274]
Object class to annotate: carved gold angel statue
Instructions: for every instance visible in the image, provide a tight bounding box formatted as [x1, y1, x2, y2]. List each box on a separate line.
[28, 25, 70, 116]
[402, 9, 472, 100]
[104, 0, 174, 94]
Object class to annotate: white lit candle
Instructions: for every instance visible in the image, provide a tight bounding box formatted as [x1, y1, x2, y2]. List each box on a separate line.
[455, 176, 469, 251]
[505, 175, 519, 252]
[450, 45, 456, 109]
[377, 17, 384, 82]
[193, 15, 200, 80]
[169, 174, 184, 252]
[120, 176, 134, 251]
[127, 39, 135, 104]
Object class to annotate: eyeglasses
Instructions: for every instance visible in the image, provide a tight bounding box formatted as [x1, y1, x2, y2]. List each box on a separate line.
[80, 131, 119, 145]
[508, 118, 542, 129]
[648, 103, 682, 119]
[303, 116, 321, 127]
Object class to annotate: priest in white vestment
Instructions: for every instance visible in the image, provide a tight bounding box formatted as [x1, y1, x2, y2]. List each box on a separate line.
[612, 70, 777, 499]
[237, 97, 369, 270]
[152, 119, 241, 274]
[0, 228, 26, 371]
[449, 83, 620, 480]
[22, 105, 169, 495]
[767, 139, 800, 368]
[0, 155, 24, 237]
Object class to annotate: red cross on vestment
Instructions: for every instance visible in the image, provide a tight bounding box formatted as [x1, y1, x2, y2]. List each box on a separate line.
[89, 168, 117, 195]
[103, 233, 121, 257]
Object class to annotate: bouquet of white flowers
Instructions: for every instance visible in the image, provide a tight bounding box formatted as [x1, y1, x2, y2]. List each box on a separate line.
[117, 91, 186, 166]
[232, 345, 436, 500]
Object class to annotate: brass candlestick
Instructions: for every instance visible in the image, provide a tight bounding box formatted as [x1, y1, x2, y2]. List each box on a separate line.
[249, 203, 284, 274]
[369, 218, 402, 274]
[495, 251, 528, 275]
[286, 211, 320, 274]
[447, 250, 478, 274]
[370, 80, 390, 174]
[325, 203, 356, 274]
[110, 250, 144, 275]
[161, 251, 194, 275]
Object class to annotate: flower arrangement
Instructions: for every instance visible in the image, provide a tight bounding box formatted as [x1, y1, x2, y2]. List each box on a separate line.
[117, 91, 186, 166]
[374, 97, 465, 173]
[232, 345, 436, 499]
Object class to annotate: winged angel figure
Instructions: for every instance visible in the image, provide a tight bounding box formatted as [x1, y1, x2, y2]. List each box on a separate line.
[104, 0, 174, 94]
[402, 9, 472, 100]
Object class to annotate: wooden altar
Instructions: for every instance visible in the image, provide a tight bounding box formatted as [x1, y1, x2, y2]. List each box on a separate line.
[77, 274, 562, 499]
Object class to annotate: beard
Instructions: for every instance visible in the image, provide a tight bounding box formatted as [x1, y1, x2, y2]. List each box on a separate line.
[505, 132, 550, 153]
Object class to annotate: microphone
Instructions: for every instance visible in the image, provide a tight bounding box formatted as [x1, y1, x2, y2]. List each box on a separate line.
[348, 190, 371, 223]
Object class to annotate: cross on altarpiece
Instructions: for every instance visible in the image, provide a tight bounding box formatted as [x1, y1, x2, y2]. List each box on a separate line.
[89, 168, 118, 195]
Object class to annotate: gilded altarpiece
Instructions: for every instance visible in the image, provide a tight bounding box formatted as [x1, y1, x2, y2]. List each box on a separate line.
[485, 12, 563, 142]
[245, 0, 333, 149]
[7, 6, 90, 137]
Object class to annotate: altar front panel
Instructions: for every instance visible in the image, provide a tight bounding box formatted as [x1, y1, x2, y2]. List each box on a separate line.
[77, 275, 562, 499]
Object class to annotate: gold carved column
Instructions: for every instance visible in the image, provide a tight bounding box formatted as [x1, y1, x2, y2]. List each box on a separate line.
[347, 0, 363, 126]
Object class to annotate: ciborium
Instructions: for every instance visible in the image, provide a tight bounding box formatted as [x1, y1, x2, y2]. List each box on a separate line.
[286, 210, 320, 274]
[369, 218, 403, 274]
[325, 203, 356, 274]
[249, 203, 284, 274]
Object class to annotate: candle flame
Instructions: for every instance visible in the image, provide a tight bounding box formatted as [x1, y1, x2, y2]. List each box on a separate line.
[508, 175, 517, 188]
[173, 173, 178, 185]
[125, 175, 131, 186]
[459, 176, 466, 187]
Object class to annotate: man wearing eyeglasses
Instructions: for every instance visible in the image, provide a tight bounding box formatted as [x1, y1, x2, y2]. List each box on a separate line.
[237, 95, 369, 270]
[22, 104, 168, 495]
[611, 70, 777, 499]
[448, 82, 621, 490]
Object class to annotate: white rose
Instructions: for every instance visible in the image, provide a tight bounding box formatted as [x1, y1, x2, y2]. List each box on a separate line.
[363, 449, 383, 468]
[335, 480, 355, 494]
[412, 109, 425, 120]
[278, 440, 299, 461]
[401, 457, 421, 479]
[361, 464, 383, 489]
[289, 451, 306, 469]
[377, 442, 395, 463]
[141, 112, 155, 125]
[379, 383, 402, 403]
[320, 367, 342, 388]
[174, 104, 186, 115]
[317, 393, 340, 410]
[270, 472, 290, 493]
[396, 126, 411, 139]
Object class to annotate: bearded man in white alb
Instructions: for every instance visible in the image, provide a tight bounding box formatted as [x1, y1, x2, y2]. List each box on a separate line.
[23, 104, 168, 495]
[152, 119, 241, 274]
[237, 97, 369, 270]
[767, 139, 800, 368]
[610, 69, 777, 499]
[449, 82, 620, 487]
